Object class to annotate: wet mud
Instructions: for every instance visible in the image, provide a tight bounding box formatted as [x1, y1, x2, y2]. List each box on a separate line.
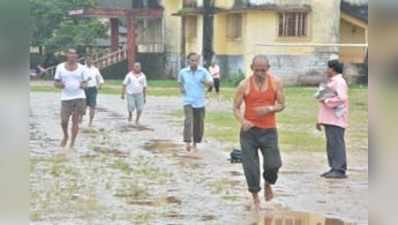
[30, 93, 367, 225]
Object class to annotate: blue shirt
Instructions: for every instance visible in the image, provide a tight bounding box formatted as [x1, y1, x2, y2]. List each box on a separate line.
[178, 66, 213, 108]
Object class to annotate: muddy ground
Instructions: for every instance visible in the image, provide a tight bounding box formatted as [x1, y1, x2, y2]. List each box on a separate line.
[30, 92, 368, 225]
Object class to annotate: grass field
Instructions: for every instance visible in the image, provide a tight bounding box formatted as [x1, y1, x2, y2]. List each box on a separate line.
[31, 80, 368, 152]
[30, 79, 238, 97]
[170, 86, 368, 153]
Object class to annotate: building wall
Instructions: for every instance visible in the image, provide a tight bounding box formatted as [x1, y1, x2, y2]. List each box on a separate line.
[215, 0, 234, 9]
[162, 0, 182, 77]
[339, 18, 367, 63]
[169, 0, 345, 83]
[185, 16, 203, 56]
[213, 0, 342, 84]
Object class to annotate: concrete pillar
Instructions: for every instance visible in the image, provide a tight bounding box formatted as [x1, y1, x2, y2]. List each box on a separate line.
[110, 18, 119, 51]
[127, 14, 136, 71]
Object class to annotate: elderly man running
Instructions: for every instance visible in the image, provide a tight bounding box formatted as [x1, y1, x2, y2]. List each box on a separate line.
[233, 55, 285, 211]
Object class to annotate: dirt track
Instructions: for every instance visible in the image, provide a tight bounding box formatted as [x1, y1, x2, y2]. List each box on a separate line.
[30, 92, 368, 225]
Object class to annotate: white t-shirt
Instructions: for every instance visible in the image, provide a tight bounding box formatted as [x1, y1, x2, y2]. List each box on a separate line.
[54, 63, 88, 101]
[85, 65, 104, 88]
[123, 72, 147, 94]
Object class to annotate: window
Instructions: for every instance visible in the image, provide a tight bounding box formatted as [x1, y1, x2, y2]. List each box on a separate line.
[278, 12, 308, 37]
[183, 0, 197, 8]
[186, 16, 198, 40]
[226, 14, 242, 40]
[132, 0, 161, 8]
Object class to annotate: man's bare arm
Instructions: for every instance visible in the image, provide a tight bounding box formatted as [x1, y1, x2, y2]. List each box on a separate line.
[272, 78, 285, 112]
[121, 85, 126, 99]
[234, 79, 254, 131]
[143, 87, 147, 103]
[233, 83, 245, 125]
[54, 80, 64, 89]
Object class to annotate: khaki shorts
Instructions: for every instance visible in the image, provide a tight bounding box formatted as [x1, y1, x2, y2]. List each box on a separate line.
[127, 93, 145, 113]
[61, 98, 86, 122]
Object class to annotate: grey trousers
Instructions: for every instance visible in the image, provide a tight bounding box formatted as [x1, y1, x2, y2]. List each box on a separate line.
[183, 105, 205, 143]
[240, 127, 282, 193]
[324, 124, 347, 173]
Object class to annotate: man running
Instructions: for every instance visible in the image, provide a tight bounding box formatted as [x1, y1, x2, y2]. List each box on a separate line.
[83, 56, 104, 127]
[233, 55, 285, 211]
[178, 52, 213, 152]
[121, 62, 147, 126]
[54, 48, 89, 148]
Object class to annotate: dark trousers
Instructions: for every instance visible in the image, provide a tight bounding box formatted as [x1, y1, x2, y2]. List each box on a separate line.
[183, 105, 205, 143]
[324, 124, 347, 173]
[208, 78, 220, 93]
[240, 127, 282, 193]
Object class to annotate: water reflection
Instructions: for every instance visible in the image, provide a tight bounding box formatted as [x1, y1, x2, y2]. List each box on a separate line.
[253, 211, 349, 225]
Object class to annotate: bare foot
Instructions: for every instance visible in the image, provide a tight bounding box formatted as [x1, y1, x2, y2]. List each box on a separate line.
[135, 121, 141, 127]
[252, 193, 261, 212]
[264, 184, 274, 202]
[60, 137, 68, 147]
[88, 122, 93, 127]
[185, 143, 192, 152]
[192, 143, 198, 151]
[69, 140, 76, 149]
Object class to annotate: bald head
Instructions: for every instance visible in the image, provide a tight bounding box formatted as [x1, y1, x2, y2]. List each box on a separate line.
[252, 55, 270, 66]
[251, 55, 270, 78]
[133, 62, 142, 73]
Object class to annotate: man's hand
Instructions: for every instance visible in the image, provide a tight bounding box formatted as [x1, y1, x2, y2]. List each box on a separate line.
[180, 87, 186, 95]
[54, 81, 65, 89]
[254, 106, 274, 116]
[121, 95, 125, 100]
[241, 119, 254, 132]
[316, 123, 322, 131]
[80, 81, 88, 89]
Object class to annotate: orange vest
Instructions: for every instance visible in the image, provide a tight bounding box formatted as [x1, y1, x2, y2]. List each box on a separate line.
[244, 75, 277, 129]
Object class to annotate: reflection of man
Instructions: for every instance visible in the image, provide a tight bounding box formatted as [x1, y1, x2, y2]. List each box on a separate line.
[83, 56, 104, 127]
[178, 52, 213, 152]
[54, 48, 89, 148]
[233, 55, 285, 211]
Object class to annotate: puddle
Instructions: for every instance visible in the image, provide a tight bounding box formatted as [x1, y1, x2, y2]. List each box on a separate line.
[165, 196, 182, 205]
[143, 139, 182, 153]
[128, 200, 155, 206]
[92, 145, 129, 157]
[250, 211, 351, 225]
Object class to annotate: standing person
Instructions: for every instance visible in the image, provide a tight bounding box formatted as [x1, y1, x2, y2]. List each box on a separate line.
[233, 55, 285, 211]
[121, 62, 147, 126]
[317, 59, 349, 179]
[54, 48, 89, 148]
[82, 56, 104, 127]
[208, 61, 221, 95]
[178, 52, 213, 152]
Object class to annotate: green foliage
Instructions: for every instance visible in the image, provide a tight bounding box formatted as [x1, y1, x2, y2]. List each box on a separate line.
[30, 0, 107, 54]
[223, 72, 246, 87]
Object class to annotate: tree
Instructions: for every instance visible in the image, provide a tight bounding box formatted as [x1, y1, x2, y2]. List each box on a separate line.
[30, 0, 107, 60]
